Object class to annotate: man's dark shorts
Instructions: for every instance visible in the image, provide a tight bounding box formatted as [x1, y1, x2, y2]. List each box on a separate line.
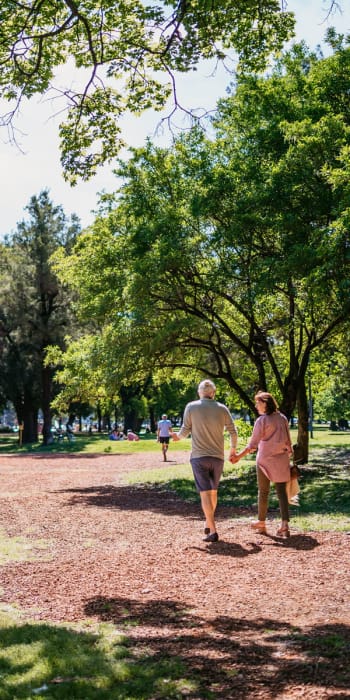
[159, 436, 170, 444]
[190, 456, 224, 492]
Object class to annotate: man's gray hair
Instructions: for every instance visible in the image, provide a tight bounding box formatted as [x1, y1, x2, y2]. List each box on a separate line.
[198, 379, 216, 398]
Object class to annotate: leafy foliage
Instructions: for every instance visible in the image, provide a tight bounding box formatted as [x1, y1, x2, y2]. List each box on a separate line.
[0, 190, 80, 442]
[0, 1, 295, 180]
[52, 39, 350, 459]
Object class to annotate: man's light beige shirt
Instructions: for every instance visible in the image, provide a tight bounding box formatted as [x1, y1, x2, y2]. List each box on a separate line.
[177, 398, 237, 459]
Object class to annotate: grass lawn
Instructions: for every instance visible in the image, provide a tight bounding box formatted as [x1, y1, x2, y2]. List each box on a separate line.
[1, 424, 349, 454]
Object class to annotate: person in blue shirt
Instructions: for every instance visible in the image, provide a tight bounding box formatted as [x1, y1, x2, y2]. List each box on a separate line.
[157, 414, 173, 461]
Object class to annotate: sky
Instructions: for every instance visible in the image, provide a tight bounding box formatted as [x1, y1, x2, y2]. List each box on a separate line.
[1, 0, 349, 238]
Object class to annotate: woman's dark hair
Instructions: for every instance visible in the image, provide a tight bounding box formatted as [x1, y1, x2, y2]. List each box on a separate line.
[255, 391, 278, 415]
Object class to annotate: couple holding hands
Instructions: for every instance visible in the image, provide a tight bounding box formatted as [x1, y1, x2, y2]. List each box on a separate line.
[173, 380, 293, 542]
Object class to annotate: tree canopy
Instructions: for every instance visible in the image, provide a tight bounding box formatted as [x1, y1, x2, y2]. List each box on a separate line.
[0, 1, 296, 182]
[52, 39, 350, 460]
[0, 190, 80, 442]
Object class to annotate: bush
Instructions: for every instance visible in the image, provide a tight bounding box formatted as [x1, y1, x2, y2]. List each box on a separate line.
[234, 419, 253, 443]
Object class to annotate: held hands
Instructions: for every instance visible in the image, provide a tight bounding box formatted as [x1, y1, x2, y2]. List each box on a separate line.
[228, 448, 239, 464]
[229, 447, 252, 463]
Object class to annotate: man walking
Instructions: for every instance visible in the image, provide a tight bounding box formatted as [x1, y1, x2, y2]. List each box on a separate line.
[157, 414, 173, 461]
[172, 379, 237, 542]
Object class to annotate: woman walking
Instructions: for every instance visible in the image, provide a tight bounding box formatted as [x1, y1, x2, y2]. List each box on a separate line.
[232, 391, 293, 537]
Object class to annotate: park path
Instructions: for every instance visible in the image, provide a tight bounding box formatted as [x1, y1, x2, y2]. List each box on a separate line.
[0, 452, 349, 698]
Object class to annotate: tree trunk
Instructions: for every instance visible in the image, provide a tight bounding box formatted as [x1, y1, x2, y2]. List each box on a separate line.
[41, 365, 53, 446]
[278, 370, 309, 463]
[21, 408, 38, 444]
[97, 405, 102, 432]
[120, 384, 143, 432]
[149, 405, 157, 433]
[280, 377, 298, 421]
[294, 380, 309, 464]
[14, 392, 39, 444]
[123, 408, 139, 433]
[102, 414, 110, 431]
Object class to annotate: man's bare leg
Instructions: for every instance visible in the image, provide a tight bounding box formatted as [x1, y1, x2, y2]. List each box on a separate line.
[200, 489, 218, 534]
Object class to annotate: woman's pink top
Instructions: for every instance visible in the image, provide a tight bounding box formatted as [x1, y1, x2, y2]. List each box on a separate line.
[247, 411, 293, 483]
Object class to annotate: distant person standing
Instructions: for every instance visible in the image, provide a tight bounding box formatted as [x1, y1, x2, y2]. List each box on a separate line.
[172, 379, 237, 542]
[157, 414, 173, 461]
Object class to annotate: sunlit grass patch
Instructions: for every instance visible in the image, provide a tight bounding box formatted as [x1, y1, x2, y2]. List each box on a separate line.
[0, 615, 207, 699]
[292, 512, 350, 532]
[124, 462, 192, 486]
[0, 528, 51, 564]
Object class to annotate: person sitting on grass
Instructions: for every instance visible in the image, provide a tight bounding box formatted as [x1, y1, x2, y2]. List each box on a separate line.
[126, 429, 140, 441]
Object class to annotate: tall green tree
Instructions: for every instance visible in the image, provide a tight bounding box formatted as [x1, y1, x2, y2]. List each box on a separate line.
[0, 1, 296, 181]
[0, 190, 80, 443]
[311, 329, 350, 423]
[52, 38, 350, 461]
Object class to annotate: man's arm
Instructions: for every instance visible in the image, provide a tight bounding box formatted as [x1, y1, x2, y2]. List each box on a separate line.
[225, 411, 238, 462]
[172, 405, 191, 441]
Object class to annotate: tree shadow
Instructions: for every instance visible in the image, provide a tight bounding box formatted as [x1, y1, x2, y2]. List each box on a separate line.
[0, 620, 183, 699]
[0, 451, 129, 460]
[0, 609, 212, 698]
[0, 600, 347, 698]
[305, 447, 350, 467]
[83, 594, 350, 698]
[56, 482, 254, 526]
[55, 483, 334, 546]
[33, 452, 129, 460]
[56, 482, 205, 522]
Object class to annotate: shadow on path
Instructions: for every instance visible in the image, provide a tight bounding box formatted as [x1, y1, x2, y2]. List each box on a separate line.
[83, 594, 350, 699]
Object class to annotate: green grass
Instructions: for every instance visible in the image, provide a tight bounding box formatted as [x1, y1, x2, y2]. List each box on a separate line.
[0, 528, 51, 565]
[0, 431, 191, 455]
[0, 610, 204, 700]
[1, 424, 349, 454]
[123, 457, 350, 531]
[121, 429, 350, 533]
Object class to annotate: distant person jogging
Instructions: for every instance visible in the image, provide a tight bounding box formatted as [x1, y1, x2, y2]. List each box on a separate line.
[172, 379, 237, 542]
[157, 414, 173, 461]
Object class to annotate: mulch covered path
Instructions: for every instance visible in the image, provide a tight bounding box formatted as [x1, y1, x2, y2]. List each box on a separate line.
[0, 451, 349, 699]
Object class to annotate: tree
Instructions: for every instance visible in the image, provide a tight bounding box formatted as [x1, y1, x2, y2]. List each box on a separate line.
[0, 1, 296, 182]
[0, 190, 80, 443]
[52, 38, 350, 461]
[311, 331, 350, 423]
[46, 331, 195, 433]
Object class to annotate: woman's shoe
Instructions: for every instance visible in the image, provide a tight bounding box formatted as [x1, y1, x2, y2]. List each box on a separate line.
[276, 526, 290, 538]
[251, 521, 267, 534]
